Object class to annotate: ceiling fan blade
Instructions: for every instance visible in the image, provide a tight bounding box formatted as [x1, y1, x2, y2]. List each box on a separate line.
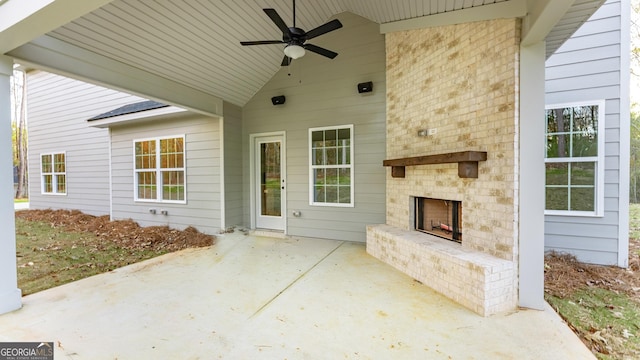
[281, 56, 292, 66]
[240, 40, 284, 46]
[304, 44, 338, 59]
[264, 8, 290, 34]
[305, 19, 343, 40]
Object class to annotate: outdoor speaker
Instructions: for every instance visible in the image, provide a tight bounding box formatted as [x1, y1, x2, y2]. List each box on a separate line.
[271, 95, 286, 105]
[357, 81, 373, 94]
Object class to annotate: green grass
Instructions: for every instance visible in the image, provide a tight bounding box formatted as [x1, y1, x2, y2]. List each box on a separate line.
[547, 288, 640, 359]
[14, 198, 29, 203]
[16, 218, 167, 295]
[544, 203, 640, 359]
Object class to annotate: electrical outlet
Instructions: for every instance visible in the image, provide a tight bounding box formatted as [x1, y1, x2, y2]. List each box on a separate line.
[428, 128, 437, 136]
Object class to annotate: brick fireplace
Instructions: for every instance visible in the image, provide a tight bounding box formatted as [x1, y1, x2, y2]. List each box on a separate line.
[367, 18, 521, 316]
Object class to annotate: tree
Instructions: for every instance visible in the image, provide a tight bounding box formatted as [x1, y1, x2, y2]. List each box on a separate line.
[11, 69, 28, 199]
[632, 0, 640, 78]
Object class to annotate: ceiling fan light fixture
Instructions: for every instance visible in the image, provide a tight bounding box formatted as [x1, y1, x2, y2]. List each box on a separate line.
[241, 1, 342, 66]
[284, 44, 305, 59]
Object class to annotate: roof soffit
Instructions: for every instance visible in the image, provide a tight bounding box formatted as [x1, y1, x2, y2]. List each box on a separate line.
[0, 0, 115, 54]
[4, 0, 604, 107]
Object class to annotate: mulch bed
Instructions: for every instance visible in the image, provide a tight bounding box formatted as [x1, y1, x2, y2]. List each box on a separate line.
[17, 208, 637, 299]
[545, 237, 640, 300]
[15, 209, 215, 252]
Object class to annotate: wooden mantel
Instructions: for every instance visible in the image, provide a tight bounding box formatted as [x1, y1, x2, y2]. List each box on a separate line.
[383, 151, 487, 178]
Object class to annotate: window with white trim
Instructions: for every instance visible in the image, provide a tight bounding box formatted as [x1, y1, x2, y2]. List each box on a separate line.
[545, 101, 604, 216]
[134, 136, 186, 203]
[41, 152, 66, 195]
[309, 125, 354, 206]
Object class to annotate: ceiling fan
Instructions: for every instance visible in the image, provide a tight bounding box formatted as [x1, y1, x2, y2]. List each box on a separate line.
[240, 0, 343, 66]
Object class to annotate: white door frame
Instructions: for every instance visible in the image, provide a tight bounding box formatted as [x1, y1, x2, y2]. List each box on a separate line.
[249, 131, 286, 232]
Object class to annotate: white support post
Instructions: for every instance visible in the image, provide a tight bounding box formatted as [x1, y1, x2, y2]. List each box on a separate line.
[518, 42, 546, 310]
[618, 0, 631, 268]
[0, 55, 22, 315]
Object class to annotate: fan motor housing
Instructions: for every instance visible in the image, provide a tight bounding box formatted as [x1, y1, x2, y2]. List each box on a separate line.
[287, 27, 306, 41]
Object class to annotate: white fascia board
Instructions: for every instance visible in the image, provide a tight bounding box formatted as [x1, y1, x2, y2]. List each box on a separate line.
[0, 0, 114, 53]
[88, 106, 189, 128]
[9, 35, 223, 117]
[380, 0, 526, 34]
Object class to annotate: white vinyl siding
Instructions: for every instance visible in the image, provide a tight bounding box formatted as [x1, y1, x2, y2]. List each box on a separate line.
[545, 101, 605, 217]
[242, 12, 386, 242]
[544, 0, 627, 265]
[110, 115, 222, 235]
[133, 135, 186, 203]
[26, 71, 145, 216]
[309, 125, 354, 207]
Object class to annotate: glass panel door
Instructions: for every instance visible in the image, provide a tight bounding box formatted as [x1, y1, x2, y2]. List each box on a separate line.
[255, 135, 285, 230]
[260, 141, 281, 217]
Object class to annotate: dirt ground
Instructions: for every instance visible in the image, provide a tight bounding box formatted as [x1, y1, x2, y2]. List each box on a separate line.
[15, 209, 215, 252]
[545, 238, 640, 300]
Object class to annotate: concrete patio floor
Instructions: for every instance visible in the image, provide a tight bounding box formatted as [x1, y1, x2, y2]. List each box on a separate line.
[0, 232, 594, 359]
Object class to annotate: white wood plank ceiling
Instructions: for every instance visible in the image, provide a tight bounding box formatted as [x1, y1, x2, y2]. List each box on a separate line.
[43, 0, 600, 107]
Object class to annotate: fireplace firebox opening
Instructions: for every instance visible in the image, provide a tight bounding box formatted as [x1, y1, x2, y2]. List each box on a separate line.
[414, 197, 462, 243]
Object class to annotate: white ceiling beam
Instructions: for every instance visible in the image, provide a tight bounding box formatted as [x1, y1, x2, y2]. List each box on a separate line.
[8, 36, 223, 117]
[380, 0, 527, 34]
[521, 0, 574, 47]
[0, 0, 114, 54]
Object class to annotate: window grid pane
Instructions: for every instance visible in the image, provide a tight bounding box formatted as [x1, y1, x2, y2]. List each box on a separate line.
[310, 127, 353, 205]
[41, 155, 52, 173]
[160, 138, 184, 169]
[162, 170, 185, 201]
[546, 187, 568, 211]
[546, 105, 599, 159]
[571, 162, 595, 186]
[56, 175, 66, 193]
[135, 140, 156, 169]
[135, 137, 185, 202]
[54, 153, 66, 172]
[545, 161, 597, 211]
[137, 171, 157, 200]
[42, 153, 66, 194]
[545, 163, 568, 186]
[568, 161, 594, 213]
[570, 187, 595, 212]
[545, 104, 599, 213]
[43, 175, 53, 193]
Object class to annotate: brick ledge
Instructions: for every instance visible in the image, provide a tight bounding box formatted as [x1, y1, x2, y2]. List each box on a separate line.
[366, 224, 516, 316]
